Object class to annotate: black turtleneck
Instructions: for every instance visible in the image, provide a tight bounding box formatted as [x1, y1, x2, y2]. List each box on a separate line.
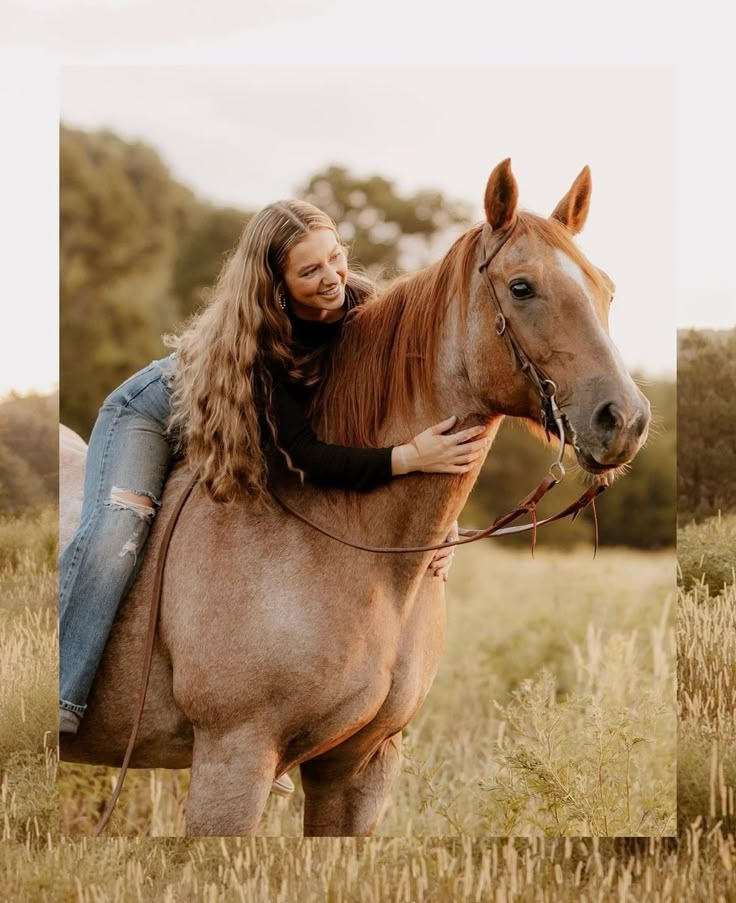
[269, 310, 394, 490]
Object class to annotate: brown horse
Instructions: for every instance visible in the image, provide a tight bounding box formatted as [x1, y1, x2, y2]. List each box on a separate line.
[59, 160, 650, 836]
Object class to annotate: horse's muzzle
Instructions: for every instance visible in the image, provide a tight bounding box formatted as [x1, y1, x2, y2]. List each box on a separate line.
[581, 393, 651, 470]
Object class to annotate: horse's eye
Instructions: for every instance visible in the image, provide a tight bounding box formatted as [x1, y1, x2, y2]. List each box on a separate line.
[609, 293, 615, 305]
[509, 280, 534, 300]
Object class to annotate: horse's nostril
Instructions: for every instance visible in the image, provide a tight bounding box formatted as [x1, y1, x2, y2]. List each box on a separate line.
[593, 401, 625, 436]
[633, 411, 649, 439]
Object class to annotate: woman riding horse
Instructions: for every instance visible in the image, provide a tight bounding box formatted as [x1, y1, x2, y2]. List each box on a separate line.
[58, 200, 490, 768]
[60, 161, 651, 836]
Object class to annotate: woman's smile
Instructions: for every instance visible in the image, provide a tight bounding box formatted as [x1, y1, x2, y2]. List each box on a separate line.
[283, 227, 348, 321]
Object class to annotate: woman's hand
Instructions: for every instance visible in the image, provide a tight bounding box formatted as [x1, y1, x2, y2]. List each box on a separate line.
[391, 415, 490, 476]
[429, 521, 459, 581]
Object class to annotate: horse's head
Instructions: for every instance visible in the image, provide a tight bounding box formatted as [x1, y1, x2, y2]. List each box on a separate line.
[467, 159, 650, 475]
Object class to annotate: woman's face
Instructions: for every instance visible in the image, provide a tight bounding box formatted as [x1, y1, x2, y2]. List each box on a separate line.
[282, 227, 348, 321]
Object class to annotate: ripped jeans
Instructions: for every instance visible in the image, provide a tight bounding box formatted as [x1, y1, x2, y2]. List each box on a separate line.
[59, 355, 178, 715]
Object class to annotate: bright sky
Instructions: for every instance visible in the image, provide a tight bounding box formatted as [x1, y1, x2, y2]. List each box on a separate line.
[1, 0, 732, 395]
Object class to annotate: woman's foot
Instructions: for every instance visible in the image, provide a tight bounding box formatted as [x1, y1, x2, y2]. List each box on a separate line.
[59, 707, 82, 734]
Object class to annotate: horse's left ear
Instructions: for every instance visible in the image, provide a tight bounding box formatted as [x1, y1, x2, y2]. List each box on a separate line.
[550, 166, 592, 234]
[484, 158, 518, 231]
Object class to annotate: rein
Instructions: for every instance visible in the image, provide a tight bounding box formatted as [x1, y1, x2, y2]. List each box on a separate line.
[92, 470, 199, 837]
[273, 220, 608, 555]
[91, 221, 607, 836]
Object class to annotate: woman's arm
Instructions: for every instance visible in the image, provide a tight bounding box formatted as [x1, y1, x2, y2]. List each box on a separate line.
[271, 377, 392, 490]
[271, 376, 490, 491]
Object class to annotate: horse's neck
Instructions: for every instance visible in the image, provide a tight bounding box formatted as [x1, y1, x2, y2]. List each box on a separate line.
[282, 296, 504, 550]
[272, 441, 495, 553]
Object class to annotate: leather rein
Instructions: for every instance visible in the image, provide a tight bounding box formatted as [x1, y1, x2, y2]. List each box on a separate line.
[92, 221, 607, 836]
[272, 222, 608, 554]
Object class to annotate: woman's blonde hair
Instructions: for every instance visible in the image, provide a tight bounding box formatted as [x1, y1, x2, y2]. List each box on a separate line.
[164, 199, 375, 507]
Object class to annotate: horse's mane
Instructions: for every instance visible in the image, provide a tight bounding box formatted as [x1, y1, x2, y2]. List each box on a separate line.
[313, 223, 484, 446]
[313, 211, 606, 446]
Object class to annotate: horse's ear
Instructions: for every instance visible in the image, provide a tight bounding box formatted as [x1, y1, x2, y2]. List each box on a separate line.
[484, 158, 518, 231]
[550, 166, 592, 234]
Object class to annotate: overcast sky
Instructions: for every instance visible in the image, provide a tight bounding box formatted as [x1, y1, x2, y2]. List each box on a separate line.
[1, 0, 732, 395]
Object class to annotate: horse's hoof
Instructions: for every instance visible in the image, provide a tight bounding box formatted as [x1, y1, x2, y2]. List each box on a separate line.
[272, 773, 295, 796]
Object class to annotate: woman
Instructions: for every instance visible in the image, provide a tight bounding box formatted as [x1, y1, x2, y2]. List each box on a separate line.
[59, 201, 489, 762]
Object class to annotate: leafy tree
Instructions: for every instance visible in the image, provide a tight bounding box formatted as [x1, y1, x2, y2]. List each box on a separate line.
[0, 391, 57, 513]
[172, 206, 252, 320]
[60, 126, 198, 438]
[0, 392, 58, 502]
[57, 126, 674, 547]
[59, 131, 472, 437]
[298, 165, 473, 276]
[678, 328, 736, 522]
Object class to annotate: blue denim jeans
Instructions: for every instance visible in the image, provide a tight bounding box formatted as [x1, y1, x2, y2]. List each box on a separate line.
[59, 354, 178, 715]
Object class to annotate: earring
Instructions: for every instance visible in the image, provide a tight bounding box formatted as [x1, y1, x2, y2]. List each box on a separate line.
[278, 288, 287, 310]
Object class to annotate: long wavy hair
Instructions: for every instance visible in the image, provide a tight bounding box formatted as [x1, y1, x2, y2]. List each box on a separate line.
[164, 200, 375, 507]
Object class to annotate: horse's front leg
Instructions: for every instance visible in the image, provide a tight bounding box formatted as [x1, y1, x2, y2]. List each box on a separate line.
[299, 731, 402, 836]
[185, 722, 277, 835]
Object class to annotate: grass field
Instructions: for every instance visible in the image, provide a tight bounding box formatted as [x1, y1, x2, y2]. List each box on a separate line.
[9, 508, 731, 900]
[55, 541, 676, 838]
[1, 508, 675, 840]
[678, 512, 736, 835]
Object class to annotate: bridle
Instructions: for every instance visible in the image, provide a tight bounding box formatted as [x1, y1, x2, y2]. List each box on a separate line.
[272, 219, 605, 554]
[91, 219, 608, 836]
[478, 221, 568, 477]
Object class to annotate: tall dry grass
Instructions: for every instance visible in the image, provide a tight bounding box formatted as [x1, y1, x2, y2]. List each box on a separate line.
[2, 832, 736, 901]
[0, 508, 58, 847]
[678, 513, 736, 831]
[7, 508, 736, 899]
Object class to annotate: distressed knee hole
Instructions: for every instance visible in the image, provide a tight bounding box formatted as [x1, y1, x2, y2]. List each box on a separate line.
[107, 486, 159, 520]
[105, 488, 158, 562]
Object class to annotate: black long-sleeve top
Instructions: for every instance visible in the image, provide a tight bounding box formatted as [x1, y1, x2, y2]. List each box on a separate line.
[270, 311, 394, 491]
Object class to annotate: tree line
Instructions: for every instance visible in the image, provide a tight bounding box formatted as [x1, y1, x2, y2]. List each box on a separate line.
[678, 328, 736, 523]
[0, 392, 58, 514]
[55, 124, 674, 547]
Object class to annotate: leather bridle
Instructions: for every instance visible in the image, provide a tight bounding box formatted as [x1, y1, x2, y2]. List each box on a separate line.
[478, 222, 565, 444]
[91, 219, 608, 836]
[272, 220, 607, 555]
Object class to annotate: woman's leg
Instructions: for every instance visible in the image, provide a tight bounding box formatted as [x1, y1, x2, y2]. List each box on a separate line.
[59, 398, 174, 720]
